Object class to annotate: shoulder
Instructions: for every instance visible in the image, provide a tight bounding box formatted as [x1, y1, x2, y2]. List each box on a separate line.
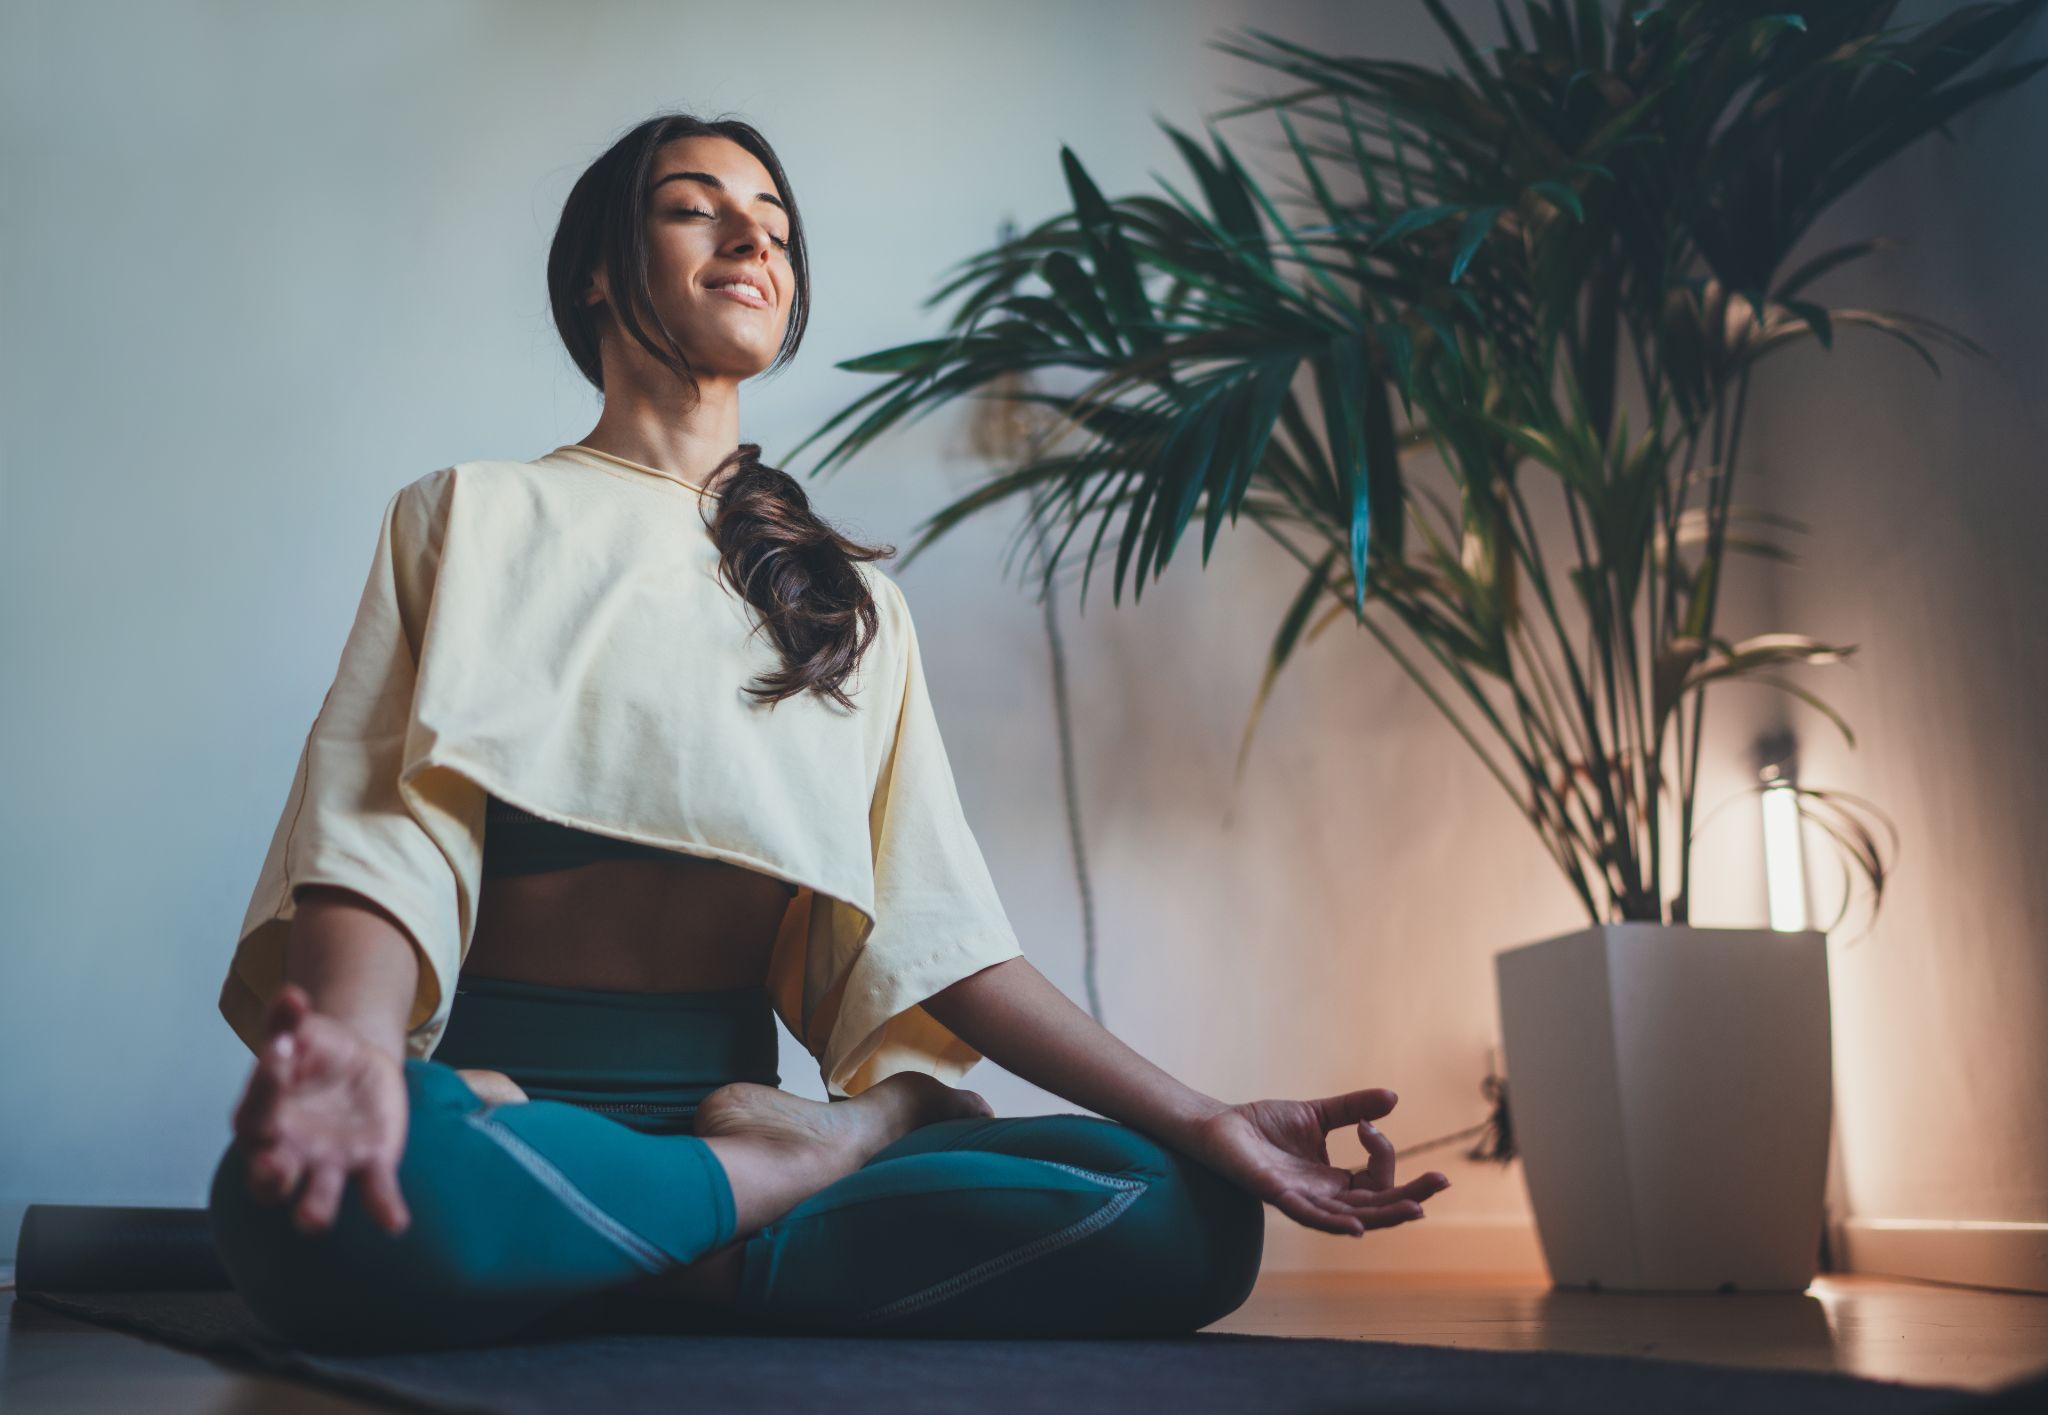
[382, 466, 461, 553]
[857, 560, 916, 645]
[394, 464, 457, 511]
[395, 458, 528, 507]
[850, 561, 916, 705]
[857, 558, 905, 606]
[395, 455, 559, 500]
[387, 457, 549, 536]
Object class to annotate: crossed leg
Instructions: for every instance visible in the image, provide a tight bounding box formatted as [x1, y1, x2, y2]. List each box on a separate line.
[210, 1061, 1263, 1351]
[715, 1110, 1266, 1337]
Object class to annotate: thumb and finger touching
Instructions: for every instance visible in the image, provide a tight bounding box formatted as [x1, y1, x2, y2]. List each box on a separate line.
[1263, 1086, 1455, 1235]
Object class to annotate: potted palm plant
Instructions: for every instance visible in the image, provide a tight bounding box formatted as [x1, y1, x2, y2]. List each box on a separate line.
[788, 0, 2044, 1290]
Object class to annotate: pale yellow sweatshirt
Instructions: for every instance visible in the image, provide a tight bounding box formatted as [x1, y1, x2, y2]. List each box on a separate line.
[218, 444, 1025, 1098]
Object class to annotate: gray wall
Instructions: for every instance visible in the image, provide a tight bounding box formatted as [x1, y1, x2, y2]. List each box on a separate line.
[4, 0, 2042, 1277]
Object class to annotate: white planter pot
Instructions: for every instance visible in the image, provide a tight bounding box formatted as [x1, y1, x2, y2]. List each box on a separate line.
[1493, 922, 1831, 1292]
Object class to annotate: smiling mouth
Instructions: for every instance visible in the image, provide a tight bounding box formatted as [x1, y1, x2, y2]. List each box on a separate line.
[706, 280, 771, 308]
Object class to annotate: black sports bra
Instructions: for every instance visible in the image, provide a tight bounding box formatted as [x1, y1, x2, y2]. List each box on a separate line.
[482, 793, 688, 879]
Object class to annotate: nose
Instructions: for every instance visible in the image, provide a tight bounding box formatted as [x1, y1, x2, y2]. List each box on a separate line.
[722, 214, 779, 260]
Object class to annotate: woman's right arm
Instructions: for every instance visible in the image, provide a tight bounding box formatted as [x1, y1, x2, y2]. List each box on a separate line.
[283, 885, 422, 1059]
[230, 886, 422, 1235]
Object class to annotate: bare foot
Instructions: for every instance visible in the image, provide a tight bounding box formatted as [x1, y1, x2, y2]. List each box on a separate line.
[697, 1073, 989, 1166]
[454, 1068, 529, 1106]
[691, 1074, 992, 1241]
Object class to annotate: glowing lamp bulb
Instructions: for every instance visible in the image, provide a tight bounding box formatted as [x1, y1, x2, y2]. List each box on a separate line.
[1760, 772, 1809, 933]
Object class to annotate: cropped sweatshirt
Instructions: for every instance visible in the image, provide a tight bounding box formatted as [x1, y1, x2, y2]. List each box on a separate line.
[217, 444, 1025, 1098]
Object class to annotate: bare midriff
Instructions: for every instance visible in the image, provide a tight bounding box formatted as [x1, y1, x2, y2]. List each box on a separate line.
[463, 853, 799, 993]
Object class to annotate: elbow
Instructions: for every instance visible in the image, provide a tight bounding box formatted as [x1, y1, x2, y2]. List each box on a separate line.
[923, 953, 1029, 1035]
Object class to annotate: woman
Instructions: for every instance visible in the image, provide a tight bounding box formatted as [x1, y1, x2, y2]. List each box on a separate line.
[207, 111, 1449, 1354]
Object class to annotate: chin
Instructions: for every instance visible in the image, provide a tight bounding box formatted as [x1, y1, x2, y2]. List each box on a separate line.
[670, 332, 779, 378]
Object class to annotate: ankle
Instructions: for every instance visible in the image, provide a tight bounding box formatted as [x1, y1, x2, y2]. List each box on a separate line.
[838, 1085, 921, 1161]
[700, 1130, 859, 1238]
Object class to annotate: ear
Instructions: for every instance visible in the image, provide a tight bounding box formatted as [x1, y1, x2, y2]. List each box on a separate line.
[583, 267, 610, 309]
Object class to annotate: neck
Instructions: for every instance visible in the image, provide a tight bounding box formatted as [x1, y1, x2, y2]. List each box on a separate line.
[577, 372, 744, 492]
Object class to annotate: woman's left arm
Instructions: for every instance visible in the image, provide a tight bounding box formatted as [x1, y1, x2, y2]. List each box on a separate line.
[923, 956, 1451, 1237]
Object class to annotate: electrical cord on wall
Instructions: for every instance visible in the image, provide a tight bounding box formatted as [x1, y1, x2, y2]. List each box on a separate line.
[1404, 1058, 1517, 1164]
[1037, 554, 1107, 1025]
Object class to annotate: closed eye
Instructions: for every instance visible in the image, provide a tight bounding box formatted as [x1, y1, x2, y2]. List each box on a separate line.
[671, 207, 790, 252]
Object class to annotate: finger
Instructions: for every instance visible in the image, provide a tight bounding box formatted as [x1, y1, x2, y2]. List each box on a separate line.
[232, 1059, 279, 1140]
[359, 1161, 412, 1236]
[1308, 1189, 1427, 1234]
[1352, 1201, 1426, 1230]
[1304, 1193, 1367, 1236]
[294, 1163, 347, 1235]
[263, 984, 311, 1040]
[1348, 1170, 1451, 1207]
[263, 1023, 302, 1094]
[1331, 1186, 1431, 1221]
[1356, 1118, 1398, 1192]
[1307, 1199, 1366, 1237]
[241, 1019, 305, 1108]
[274, 1031, 301, 1090]
[1309, 1087, 1398, 1134]
[247, 1141, 306, 1205]
[1272, 1187, 1356, 1237]
[234, 1039, 300, 1144]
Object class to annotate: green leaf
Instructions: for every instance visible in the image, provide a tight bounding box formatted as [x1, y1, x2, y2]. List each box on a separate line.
[1774, 237, 1896, 304]
[1527, 179, 1585, 223]
[1037, 250, 1121, 358]
[1785, 299, 1833, 350]
[1149, 379, 1237, 581]
[1449, 205, 1505, 284]
[1060, 145, 1158, 355]
[1206, 352, 1302, 559]
[834, 337, 954, 375]
[1161, 123, 1272, 273]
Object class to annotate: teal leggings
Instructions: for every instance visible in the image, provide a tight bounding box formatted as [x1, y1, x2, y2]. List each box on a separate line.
[207, 976, 1264, 1352]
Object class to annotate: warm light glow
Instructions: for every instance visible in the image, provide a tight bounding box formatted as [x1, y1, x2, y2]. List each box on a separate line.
[1761, 775, 1809, 932]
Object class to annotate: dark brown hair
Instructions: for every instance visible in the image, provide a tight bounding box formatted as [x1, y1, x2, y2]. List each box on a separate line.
[547, 111, 894, 710]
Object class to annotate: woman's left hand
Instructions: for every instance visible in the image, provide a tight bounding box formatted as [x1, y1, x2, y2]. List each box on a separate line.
[1182, 1087, 1450, 1236]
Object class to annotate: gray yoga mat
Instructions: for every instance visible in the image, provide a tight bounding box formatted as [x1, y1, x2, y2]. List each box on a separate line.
[10, 1203, 2023, 1415]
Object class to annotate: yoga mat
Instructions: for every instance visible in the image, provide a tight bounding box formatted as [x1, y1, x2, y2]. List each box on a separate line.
[11, 1204, 2024, 1415]
[14, 1204, 228, 1291]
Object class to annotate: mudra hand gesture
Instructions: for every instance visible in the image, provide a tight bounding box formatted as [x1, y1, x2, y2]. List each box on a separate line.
[1186, 1087, 1450, 1235]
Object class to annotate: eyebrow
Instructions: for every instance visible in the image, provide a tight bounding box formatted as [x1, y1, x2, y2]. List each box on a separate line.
[652, 169, 787, 216]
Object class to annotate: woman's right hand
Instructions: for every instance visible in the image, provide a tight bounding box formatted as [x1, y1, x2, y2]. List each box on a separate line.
[230, 981, 413, 1237]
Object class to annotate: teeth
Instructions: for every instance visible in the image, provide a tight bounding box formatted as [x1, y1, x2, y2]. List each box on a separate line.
[711, 278, 767, 302]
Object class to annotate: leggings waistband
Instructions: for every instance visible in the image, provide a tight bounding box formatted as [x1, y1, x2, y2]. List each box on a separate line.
[431, 973, 781, 1134]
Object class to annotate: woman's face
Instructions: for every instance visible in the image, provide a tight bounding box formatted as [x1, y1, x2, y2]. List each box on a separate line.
[596, 134, 795, 380]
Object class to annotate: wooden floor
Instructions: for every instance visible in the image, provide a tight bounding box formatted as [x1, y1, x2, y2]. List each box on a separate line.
[3, 1271, 2044, 1411]
[1216, 1272, 2048, 1394]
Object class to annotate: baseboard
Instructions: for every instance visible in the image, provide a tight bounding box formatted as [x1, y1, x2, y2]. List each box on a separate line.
[1260, 1212, 1547, 1276]
[1841, 1218, 2048, 1295]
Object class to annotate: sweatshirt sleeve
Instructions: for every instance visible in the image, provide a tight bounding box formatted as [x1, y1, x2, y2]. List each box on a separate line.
[218, 474, 479, 1060]
[797, 574, 1027, 1098]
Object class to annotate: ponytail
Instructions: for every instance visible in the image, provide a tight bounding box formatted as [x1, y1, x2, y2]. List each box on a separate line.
[701, 442, 895, 709]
